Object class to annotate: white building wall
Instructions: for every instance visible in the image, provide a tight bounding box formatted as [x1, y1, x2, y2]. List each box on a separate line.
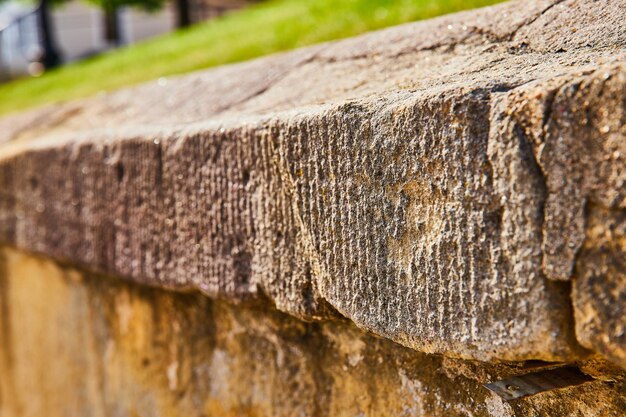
[52, 1, 105, 62]
[0, 0, 176, 78]
[53, 1, 175, 60]
[119, 4, 176, 45]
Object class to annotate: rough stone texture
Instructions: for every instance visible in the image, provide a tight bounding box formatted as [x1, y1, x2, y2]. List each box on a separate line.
[498, 68, 626, 369]
[574, 206, 626, 369]
[0, 0, 625, 369]
[1, 247, 626, 417]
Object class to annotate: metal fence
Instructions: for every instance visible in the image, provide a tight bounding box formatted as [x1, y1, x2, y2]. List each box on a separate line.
[0, 7, 42, 82]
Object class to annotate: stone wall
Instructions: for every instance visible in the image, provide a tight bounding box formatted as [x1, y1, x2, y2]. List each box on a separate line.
[0, 0, 625, 415]
[1, 247, 624, 416]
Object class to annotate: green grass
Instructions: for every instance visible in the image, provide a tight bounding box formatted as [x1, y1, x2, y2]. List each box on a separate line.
[0, 0, 504, 116]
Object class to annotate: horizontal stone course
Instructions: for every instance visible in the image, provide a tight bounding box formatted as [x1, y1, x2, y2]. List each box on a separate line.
[2, 247, 624, 416]
[0, 0, 624, 367]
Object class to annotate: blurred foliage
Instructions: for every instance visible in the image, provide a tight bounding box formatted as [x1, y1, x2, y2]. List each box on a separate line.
[0, 0, 164, 11]
[0, 0, 504, 115]
[86, 0, 165, 12]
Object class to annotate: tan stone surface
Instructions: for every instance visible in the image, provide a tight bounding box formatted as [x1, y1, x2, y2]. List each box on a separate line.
[0, 0, 624, 367]
[1, 247, 625, 417]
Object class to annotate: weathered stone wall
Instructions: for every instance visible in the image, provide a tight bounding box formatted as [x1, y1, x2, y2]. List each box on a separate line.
[0, 0, 625, 415]
[1, 247, 625, 417]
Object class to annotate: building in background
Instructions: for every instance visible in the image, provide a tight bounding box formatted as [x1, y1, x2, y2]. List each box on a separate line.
[0, 0, 256, 82]
[192, 0, 251, 22]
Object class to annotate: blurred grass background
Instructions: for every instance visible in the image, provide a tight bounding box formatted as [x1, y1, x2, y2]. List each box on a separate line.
[0, 0, 504, 116]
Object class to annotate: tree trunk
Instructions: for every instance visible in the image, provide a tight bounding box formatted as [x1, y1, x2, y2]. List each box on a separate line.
[104, 8, 121, 46]
[176, 0, 191, 28]
[37, 0, 61, 69]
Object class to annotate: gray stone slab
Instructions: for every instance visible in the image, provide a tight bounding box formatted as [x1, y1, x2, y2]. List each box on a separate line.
[0, 0, 624, 365]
